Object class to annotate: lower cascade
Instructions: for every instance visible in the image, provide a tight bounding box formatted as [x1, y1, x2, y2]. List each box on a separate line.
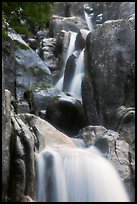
[36, 146, 129, 202]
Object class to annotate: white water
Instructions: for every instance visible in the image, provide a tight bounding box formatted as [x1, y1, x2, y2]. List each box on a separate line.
[84, 11, 94, 31]
[68, 49, 85, 98]
[55, 31, 77, 91]
[36, 146, 129, 202]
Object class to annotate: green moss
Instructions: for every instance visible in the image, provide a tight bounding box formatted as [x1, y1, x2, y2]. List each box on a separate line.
[34, 84, 52, 89]
[13, 40, 29, 50]
[31, 66, 46, 79]
[52, 95, 60, 103]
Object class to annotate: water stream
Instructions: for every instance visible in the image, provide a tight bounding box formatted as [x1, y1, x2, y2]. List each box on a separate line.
[55, 31, 77, 91]
[36, 145, 129, 202]
[68, 49, 85, 98]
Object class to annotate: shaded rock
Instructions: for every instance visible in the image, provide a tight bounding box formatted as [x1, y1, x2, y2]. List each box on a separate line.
[17, 101, 30, 114]
[54, 2, 135, 22]
[38, 110, 47, 120]
[81, 75, 99, 125]
[75, 29, 90, 51]
[77, 125, 135, 202]
[10, 112, 36, 201]
[45, 94, 87, 136]
[114, 106, 135, 150]
[48, 15, 88, 38]
[84, 19, 135, 128]
[27, 38, 40, 50]
[2, 90, 11, 202]
[36, 30, 45, 41]
[128, 13, 135, 30]
[63, 54, 77, 91]
[9, 158, 26, 201]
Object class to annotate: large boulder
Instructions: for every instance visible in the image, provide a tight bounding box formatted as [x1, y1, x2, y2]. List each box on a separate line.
[45, 94, 87, 136]
[19, 113, 76, 149]
[48, 15, 88, 38]
[2, 32, 52, 101]
[25, 86, 63, 115]
[77, 125, 135, 202]
[83, 18, 135, 128]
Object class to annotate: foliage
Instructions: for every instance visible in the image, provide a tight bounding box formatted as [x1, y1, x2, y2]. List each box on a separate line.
[2, 2, 54, 36]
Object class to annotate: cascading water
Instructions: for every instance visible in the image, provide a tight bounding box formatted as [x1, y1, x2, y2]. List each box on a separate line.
[84, 11, 94, 31]
[55, 31, 77, 91]
[68, 49, 85, 98]
[36, 145, 130, 202]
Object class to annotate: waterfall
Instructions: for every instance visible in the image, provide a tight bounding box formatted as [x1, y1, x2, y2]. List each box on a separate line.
[55, 31, 77, 91]
[84, 11, 94, 31]
[36, 145, 129, 202]
[68, 49, 85, 98]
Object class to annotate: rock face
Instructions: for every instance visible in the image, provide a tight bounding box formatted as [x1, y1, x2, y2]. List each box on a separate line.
[83, 19, 135, 129]
[10, 111, 36, 202]
[2, 32, 52, 101]
[2, 89, 11, 202]
[77, 125, 135, 202]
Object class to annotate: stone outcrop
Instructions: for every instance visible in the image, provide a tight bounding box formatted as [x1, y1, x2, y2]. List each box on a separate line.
[83, 18, 135, 129]
[2, 32, 52, 101]
[77, 125, 135, 202]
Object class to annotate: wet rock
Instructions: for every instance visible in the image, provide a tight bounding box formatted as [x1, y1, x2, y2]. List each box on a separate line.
[77, 125, 135, 202]
[75, 29, 90, 51]
[63, 54, 77, 91]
